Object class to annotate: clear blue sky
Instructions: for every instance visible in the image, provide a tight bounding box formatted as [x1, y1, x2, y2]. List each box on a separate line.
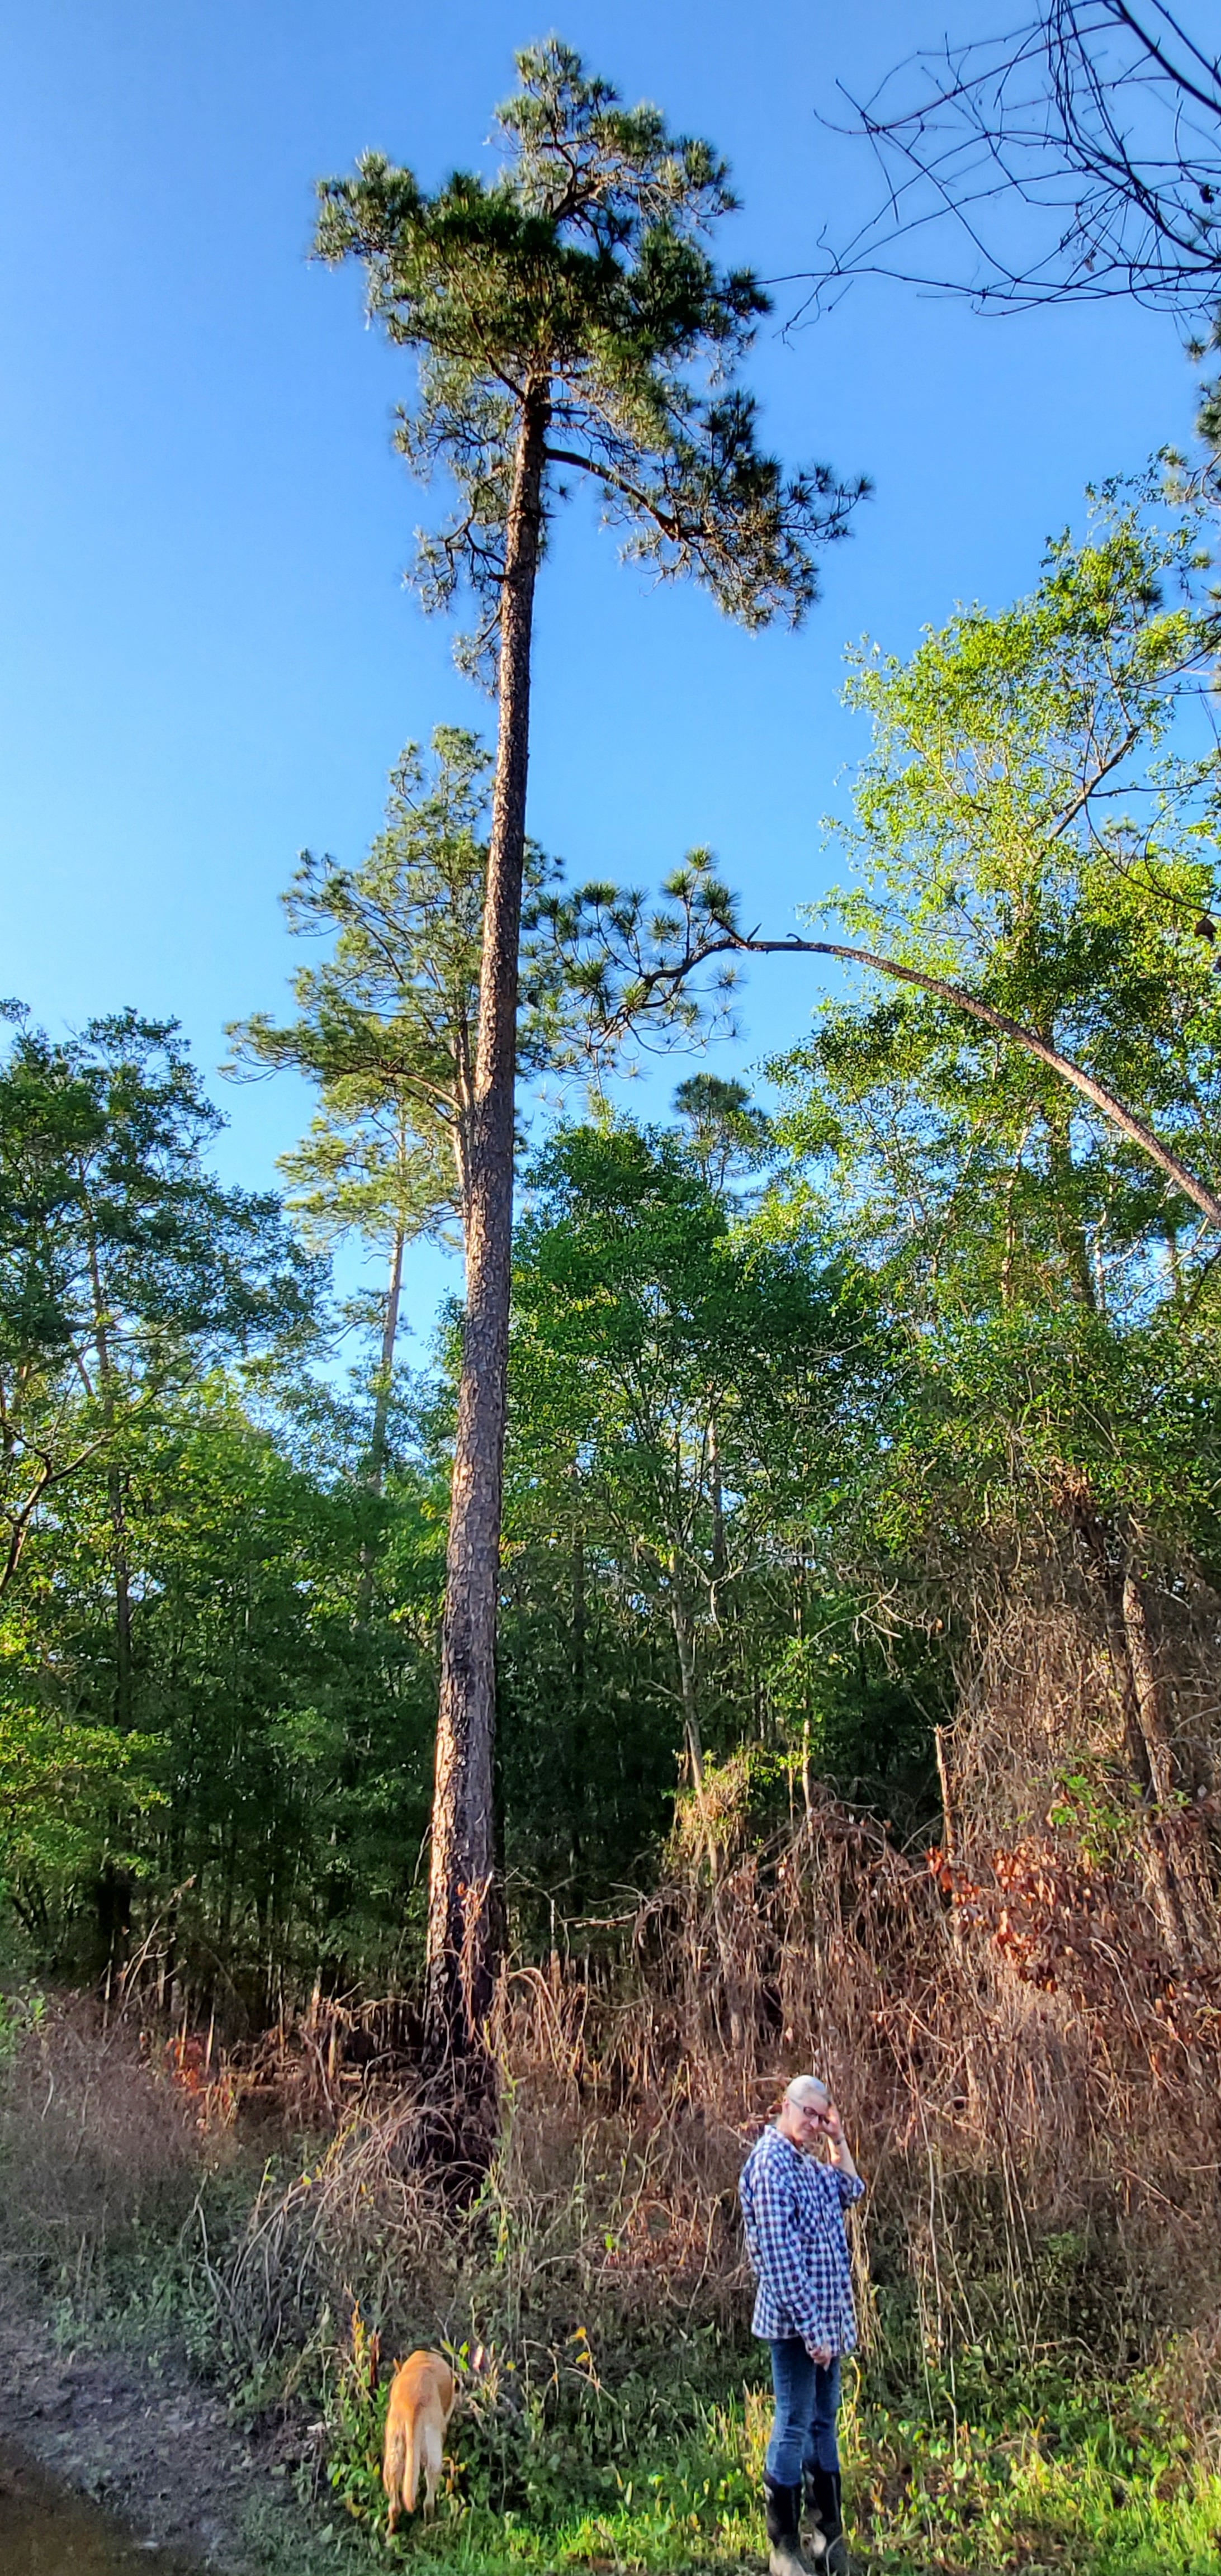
[0, 1, 1200, 1344]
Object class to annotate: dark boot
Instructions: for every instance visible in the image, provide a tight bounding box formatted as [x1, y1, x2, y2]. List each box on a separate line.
[804, 2466, 848, 2575]
[764, 2474, 817, 2575]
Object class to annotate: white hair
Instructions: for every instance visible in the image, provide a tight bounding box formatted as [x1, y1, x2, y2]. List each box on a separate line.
[784, 2073, 830, 2108]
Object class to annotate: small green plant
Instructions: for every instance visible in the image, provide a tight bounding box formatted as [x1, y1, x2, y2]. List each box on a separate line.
[1047, 1762, 1143, 1865]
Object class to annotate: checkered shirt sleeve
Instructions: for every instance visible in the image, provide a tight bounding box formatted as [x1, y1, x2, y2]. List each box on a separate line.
[739, 2124, 865, 2353]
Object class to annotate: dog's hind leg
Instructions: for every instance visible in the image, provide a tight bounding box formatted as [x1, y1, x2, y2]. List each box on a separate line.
[421, 2418, 444, 2517]
[383, 2423, 406, 2535]
[403, 2414, 423, 2518]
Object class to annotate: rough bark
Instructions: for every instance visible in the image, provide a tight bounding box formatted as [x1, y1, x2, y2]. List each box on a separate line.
[1119, 1560, 1217, 1966]
[422, 383, 548, 2081]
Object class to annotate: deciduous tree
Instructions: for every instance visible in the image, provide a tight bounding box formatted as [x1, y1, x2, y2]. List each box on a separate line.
[0, 1010, 316, 1630]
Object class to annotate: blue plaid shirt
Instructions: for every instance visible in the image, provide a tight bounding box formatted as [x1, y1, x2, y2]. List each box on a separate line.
[740, 2123, 865, 2352]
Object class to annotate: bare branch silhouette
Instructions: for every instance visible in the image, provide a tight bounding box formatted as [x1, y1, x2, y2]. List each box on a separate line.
[796, 4, 1221, 321]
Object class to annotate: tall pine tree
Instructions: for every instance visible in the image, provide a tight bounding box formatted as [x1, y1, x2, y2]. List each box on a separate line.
[317, 39, 863, 2078]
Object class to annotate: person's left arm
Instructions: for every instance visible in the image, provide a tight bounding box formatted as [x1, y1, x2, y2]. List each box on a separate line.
[821, 2097, 864, 2200]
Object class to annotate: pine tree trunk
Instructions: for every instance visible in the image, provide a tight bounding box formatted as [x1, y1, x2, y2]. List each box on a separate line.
[1120, 1560, 1216, 1964]
[569, 1481, 586, 1893]
[368, 1224, 405, 1494]
[83, 1214, 132, 1729]
[422, 383, 548, 2082]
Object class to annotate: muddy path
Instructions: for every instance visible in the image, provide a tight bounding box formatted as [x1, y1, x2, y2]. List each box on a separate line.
[0, 2261, 310, 2572]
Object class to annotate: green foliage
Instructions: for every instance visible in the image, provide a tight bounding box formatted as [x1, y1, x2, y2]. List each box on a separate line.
[511, 1118, 889, 1566]
[770, 479, 1221, 1310]
[673, 1071, 777, 1200]
[841, 1301, 1221, 1602]
[0, 1703, 161, 1884]
[230, 730, 584, 1227]
[0, 1003, 447, 1995]
[0, 1007, 318, 1374]
[0, 1007, 320, 1600]
[229, 735, 741, 1499]
[6, 1386, 447, 1991]
[500, 1115, 934, 1910]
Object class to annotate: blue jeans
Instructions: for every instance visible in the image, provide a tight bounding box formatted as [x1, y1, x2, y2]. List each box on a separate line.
[764, 2338, 841, 2485]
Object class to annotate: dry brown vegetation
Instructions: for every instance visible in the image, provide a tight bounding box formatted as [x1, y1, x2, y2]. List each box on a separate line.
[0, 2004, 201, 2290]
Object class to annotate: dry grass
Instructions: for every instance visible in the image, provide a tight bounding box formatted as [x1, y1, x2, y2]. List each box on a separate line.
[0, 1999, 201, 2285]
[158, 1752, 1220, 2395]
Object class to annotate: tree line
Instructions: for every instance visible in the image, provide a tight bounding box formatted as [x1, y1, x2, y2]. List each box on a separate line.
[4, 466, 1220, 2029]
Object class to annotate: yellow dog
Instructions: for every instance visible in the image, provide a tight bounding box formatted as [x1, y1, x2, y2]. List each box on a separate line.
[381, 2347, 456, 2530]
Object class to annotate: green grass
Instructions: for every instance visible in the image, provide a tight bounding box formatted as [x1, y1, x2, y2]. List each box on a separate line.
[8, 2200, 1220, 2573]
[318, 2350, 1221, 2574]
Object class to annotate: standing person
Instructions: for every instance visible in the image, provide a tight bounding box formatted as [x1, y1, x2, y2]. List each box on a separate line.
[740, 2074, 865, 2576]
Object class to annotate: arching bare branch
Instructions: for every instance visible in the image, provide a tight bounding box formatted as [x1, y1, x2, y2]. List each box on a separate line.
[797, 4, 1221, 321]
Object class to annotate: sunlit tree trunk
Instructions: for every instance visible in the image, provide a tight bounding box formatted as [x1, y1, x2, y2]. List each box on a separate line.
[423, 383, 548, 2081]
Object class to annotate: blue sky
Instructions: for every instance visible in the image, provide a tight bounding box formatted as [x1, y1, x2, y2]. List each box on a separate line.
[0, 1, 1202, 1348]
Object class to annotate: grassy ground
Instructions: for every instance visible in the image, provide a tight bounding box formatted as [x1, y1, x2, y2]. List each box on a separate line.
[2, 2000, 1219, 2574]
[11, 2220, 1219, 2574]
[317, 2338, 1221, 2574]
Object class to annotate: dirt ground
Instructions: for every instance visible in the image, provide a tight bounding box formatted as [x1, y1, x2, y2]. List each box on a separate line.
[0, 2258, 310, 2571]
